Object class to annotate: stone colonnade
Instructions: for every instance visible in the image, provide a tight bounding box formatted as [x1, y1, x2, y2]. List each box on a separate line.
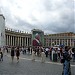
[5, 33, 31, 47]
[45, 38, 75, 47]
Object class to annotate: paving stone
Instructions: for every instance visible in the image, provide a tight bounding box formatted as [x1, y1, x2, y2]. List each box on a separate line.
[0, 53, 75, 75]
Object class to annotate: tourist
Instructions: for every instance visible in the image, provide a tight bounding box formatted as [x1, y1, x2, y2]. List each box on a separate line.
[32, 48, 35, 61]
[49, 47, 52, 61]
[57, 48, 60, 59]
[28, 47, 30, 54]
[16, 47, 20, 63]
[72, 47, 75, 62]
[30, 47, 32, 55]
[24, 47, 26, 54]
[45, 47, 49, 57]
[22, 46, 24, 54]
[11, 47, 15, 62]
[41, 49, 45, 63]
[6, 47, 8, 53]
[63, 46, 72, 75]
[0, 48, 3, 61]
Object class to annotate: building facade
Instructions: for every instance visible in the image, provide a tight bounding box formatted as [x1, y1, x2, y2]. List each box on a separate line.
[5, 28, 75, 47]
[44, 32, 75, 47]
[0, 14, 5, 47]
[5, 28, 32, 47]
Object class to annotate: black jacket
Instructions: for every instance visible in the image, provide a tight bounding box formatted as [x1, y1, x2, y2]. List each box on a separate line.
[63, 50, 71, 61]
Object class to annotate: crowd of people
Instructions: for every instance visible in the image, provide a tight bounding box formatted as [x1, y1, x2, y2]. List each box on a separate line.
[0, 46, 75, 62]
[0, 46, 75, 75]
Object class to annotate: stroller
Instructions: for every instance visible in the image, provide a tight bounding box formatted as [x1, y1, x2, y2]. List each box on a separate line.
[62, 62, 71, 75]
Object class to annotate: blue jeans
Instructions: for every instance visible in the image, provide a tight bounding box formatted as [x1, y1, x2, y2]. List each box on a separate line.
[64, 60, 70, 75]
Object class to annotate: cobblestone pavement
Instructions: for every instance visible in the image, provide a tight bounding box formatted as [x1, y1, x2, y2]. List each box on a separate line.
[19, 53, 75, 65]
[0, 53, 75, 75]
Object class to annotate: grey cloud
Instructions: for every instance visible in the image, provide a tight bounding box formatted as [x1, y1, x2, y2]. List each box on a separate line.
[0, 0, 74, 34]
[43, 0, 74, 11]
[0, 7, 15, 25]
[43, 0, 52, 11]
[39, 0, 75, 33]
[40, 7, 74, 33]
[42, 11, 74, 33]
[1, 5, 40, 32]
[13, 17, 38, 31]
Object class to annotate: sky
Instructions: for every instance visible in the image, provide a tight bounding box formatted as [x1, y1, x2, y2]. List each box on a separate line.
[0, 0, 75, 34]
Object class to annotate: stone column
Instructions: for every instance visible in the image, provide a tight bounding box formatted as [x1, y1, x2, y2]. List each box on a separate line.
[25, 37, 26, 46]
[11, 36, 12, 46]
[20, 37, 21, 47]
[70, 39, 71, 46]
[18, 37, 19, 46]
[7, 35, 8, 46]
[51, 39, 52, 47]
[7, 35, 9, 45]
[23, 37, 24, 46]
[62, 39, 63, 45]
[22, 37, 23, 47]
[67, 39, 68, 46]
[59, 39, 60, 45]
[29, 38, 31, 46]
[27, 37, 28, 47]
[30, 38, 32, 45]
[48, 38, 49, 46]
[15, 37, 17, 46]
[14, 37, 16, 46]
[56, 39, 57, 46]
[15, 36, 18, 46]
[12, 36, 14, 46]
[9, 35, 10, 46]
[22, 37, 23, 46]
